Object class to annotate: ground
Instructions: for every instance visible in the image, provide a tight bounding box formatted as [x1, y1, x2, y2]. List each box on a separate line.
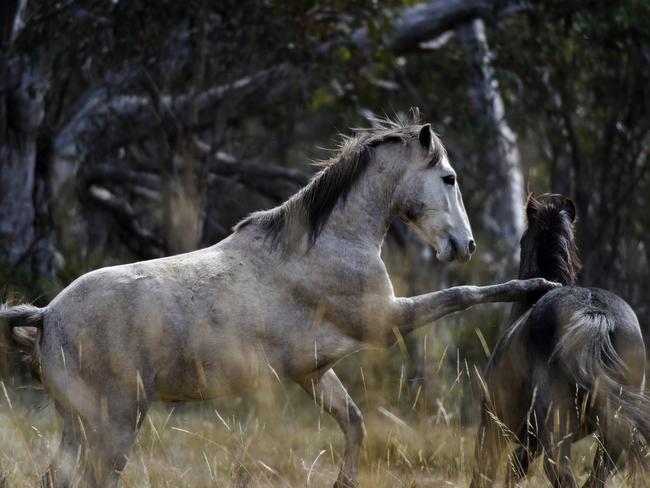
[0, 347, 644, 487]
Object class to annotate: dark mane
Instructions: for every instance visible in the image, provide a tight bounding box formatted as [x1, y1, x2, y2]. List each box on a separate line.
[519, 194, 582, 287]
[234, 113, 445, 248]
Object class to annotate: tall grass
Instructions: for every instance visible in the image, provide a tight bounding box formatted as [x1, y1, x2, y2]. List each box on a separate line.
[0, 332, 643, 487]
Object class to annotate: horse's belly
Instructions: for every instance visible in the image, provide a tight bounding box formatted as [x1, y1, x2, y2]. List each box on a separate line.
[154, 372, 251, 401]
[153, 342, 275, 401]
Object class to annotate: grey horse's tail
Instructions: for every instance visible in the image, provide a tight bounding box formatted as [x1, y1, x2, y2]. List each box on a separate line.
[0, 303, 45, 327]
[0, 304, 44, 377]
[552, 310, 650, 468]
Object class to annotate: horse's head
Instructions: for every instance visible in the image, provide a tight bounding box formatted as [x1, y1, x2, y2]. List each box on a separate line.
[394, 124, 475, 263]
[519, 194, 581, 285]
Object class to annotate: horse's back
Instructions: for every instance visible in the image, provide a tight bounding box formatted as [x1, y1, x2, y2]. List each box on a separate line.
[528, 287, 642, 346]
[46, 244, 229, 322]
[39, 238, 283, 386]
[530, 287, 638, 328]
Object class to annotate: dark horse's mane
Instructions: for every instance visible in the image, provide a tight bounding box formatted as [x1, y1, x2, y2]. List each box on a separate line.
[234, 113, 446, 247]
[514, 194, 582, 316]
[519, 194, 582, 286]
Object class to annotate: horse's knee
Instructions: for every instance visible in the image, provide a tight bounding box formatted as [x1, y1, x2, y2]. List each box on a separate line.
[346, 403, 366, 440]
[79, 418, 139, 487]
[41, 471, 55, 488]
[333, 477, 359, 488]
[41, 468, 74, 488]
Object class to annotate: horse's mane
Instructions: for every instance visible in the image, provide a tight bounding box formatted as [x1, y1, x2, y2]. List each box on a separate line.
[520, 194, 582, 286]
[234, 112, 446, 247]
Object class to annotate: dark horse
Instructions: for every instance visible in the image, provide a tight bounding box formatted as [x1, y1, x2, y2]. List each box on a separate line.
[471, 195, 650, 487]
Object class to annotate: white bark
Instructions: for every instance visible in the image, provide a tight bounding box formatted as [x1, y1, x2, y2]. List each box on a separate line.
[459, 18, 525, 248]
[0, 57, 49, 271]
[352, 0, 494, 53]
[9, 0, 26, 41]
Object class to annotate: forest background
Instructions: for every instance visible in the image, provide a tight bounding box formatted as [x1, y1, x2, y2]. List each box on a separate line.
[0, 1, 648, 486]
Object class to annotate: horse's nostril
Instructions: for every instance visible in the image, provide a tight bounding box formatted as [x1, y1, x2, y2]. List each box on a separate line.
[468, 240, 476, 254]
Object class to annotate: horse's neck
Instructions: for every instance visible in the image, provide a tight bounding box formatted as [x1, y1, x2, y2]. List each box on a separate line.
[509, 261, 545, 321]
[321, 157, 399, 252]
[510, 253, 574, 321]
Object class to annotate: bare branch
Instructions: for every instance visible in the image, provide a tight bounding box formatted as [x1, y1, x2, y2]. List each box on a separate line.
[84, 185, 164, 259]
[212, 152, 308, 187]
[352, 0, 495, 54]
[54, 64, 291, 160]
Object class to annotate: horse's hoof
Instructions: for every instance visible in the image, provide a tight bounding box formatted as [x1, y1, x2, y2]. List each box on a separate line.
[333, 478, 358, 488]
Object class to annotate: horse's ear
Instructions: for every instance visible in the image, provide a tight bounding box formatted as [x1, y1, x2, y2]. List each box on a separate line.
[526, 193, 537, 222]
[419, 124, 432, 150]
[563, 198, 576, 223]
[525, 194, 537, 222]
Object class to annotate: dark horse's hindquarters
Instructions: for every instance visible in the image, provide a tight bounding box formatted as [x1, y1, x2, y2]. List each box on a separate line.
[472, 195, 650, 488]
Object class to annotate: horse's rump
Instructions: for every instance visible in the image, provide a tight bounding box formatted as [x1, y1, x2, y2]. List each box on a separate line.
[542, 287, 650, 465]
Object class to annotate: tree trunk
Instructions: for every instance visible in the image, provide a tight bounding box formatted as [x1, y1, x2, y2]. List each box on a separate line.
[0, 57, 51, 277]
[459, 18, 525, 251]
[0, 0, 54, 281]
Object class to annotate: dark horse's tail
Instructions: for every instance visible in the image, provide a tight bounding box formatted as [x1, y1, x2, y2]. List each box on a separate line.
[553, 310, 650, 467]
[0, 304, 44, 376]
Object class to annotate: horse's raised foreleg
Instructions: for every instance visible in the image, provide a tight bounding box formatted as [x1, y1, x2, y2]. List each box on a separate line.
[394, 278, 559, 334]
[300, 369, 365, 488]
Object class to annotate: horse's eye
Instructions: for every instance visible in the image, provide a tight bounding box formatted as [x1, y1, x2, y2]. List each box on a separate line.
[442, 175, 456, 185]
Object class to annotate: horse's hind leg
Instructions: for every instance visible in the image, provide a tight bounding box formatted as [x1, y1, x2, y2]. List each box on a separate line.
[83, 422, 138, 487]
[539, 402, 578, 488]
[541, 435, 577, 487]
[583, 442, 621, 488]
[583, 427, 624, 488]
[300, 369, 365, 488]
[506, 437, 539, 487]
[44, 374, 153, 487]
[80, 387, 153, 488]
[470, 399, 506, 488]
[42, 412, 83, 487]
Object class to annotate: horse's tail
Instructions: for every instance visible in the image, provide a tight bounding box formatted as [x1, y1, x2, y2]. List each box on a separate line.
[0, 303, 44, 327]
[553, 310, 650, 467]
[0, 303, 44, 378]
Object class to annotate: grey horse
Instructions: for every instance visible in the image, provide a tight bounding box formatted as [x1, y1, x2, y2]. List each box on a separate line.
[471, 195, 650, 488]
[1, 117, 558, 487]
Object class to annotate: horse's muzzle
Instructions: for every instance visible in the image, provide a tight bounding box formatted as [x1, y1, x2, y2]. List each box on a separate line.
[450, 236, 476, 263]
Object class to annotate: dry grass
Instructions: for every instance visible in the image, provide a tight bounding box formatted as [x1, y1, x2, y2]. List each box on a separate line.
[0, 344, 645, 487]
